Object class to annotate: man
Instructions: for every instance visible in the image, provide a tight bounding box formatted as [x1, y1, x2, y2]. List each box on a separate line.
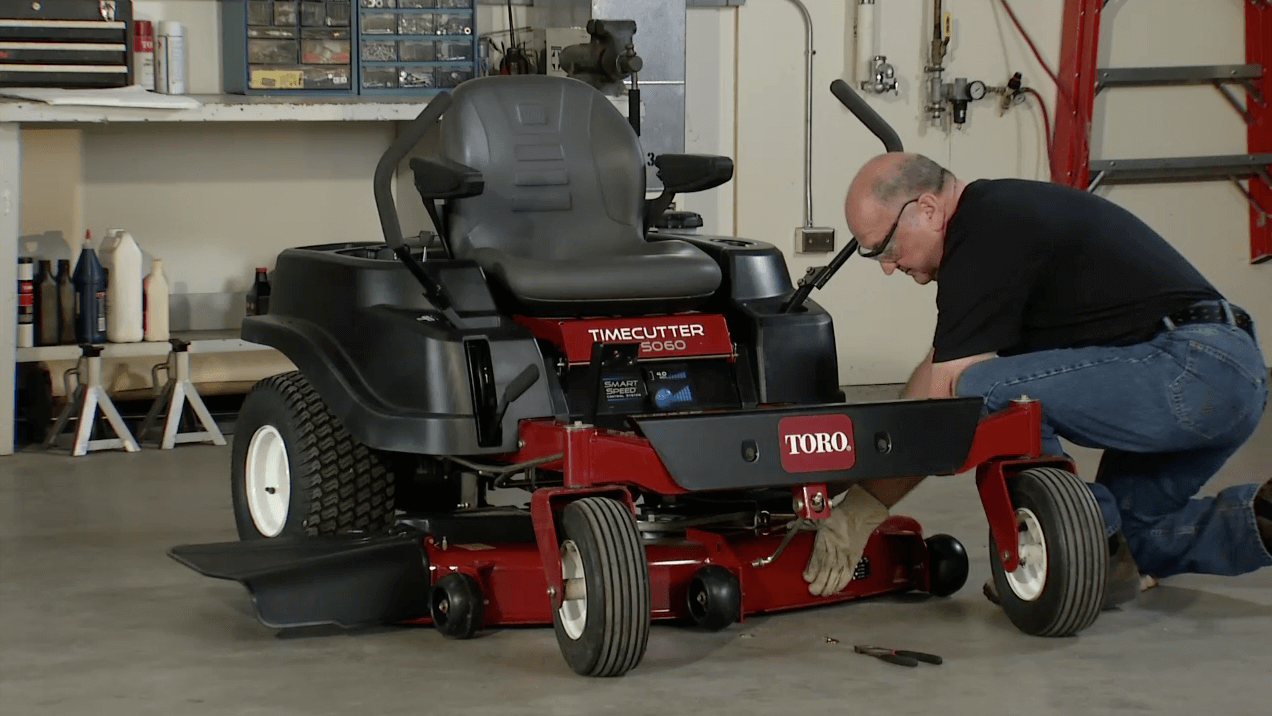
[803, 152, 1270, 604]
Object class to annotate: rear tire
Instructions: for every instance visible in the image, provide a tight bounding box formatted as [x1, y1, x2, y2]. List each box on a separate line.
[988, 467, 1107, 637]
[231, 372, 397, 540]
[550, 497, 650, 677]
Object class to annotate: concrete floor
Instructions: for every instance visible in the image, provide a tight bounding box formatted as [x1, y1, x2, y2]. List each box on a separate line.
[2, 393, 1270, 716]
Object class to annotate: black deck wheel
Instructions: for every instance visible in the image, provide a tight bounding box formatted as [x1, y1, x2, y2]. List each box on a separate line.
[429, 573, 483, 639]
[686, 565, 742, 631]
[925, 533, 969, 597]
[550, 497, 651, 677]
[988, 467, 1109, 637]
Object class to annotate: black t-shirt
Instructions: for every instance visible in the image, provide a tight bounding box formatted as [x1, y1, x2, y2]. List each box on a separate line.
[932, 178, 1222, 363]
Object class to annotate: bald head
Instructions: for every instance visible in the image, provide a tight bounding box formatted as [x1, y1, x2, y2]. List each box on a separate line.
[844, 153, 954, 237]
[842, 153, 962, 285]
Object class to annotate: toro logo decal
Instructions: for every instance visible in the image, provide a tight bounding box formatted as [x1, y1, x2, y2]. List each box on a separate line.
[777, 414, 856, 473]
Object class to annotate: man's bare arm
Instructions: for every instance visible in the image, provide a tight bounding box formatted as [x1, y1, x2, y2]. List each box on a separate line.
[900, 347, 935, 399]
[860, 350, 995, 508]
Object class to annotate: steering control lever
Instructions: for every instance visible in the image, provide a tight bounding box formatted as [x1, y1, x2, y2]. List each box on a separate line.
[780, 80, 904, 314]
[373, 94, 458, 321]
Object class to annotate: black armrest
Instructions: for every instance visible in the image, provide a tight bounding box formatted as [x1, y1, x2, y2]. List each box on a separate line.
[654, 154, 734, 193]
[409, 157, 485, 200]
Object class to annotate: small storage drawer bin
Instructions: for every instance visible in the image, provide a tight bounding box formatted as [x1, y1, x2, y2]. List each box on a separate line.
[224, 0, 477, 95]
[355, 0, 477, 96]
[224, 0, 354, 94]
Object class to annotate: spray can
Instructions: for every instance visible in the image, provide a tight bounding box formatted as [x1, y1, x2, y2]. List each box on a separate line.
[72, 231, 107, 344]
[17, 257, 34, 348]
[132, 20, 155, 90]
[155, 22, 186, 95]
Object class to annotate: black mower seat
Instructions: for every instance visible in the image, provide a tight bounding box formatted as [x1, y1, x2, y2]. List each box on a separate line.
[426, 74, 724, 316]
[469, 240, 721, 315]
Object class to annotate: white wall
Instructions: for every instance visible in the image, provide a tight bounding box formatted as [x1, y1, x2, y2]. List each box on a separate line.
[19, 0, 1269, 387]
[681, 0, 1267, 384]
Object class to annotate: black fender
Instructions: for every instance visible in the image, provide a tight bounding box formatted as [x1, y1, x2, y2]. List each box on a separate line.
[242, 312, 560, 456]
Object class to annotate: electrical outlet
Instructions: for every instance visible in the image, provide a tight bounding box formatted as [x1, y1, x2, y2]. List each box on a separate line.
[795, 226, 836, 254]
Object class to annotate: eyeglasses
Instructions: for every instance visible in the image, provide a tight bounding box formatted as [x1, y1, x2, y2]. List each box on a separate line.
[857, 197, 918, 260]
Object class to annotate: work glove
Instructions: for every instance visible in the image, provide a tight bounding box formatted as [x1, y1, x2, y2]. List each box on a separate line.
[802, 485, 889, 597]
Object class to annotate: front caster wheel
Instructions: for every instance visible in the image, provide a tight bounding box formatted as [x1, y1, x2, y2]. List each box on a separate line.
[989, 467, 1108, 637]
[429, 573, 482, 639]
[550, 497, 650, 677]
[925, 533, 969, 597]
[687, 566, 741, 631]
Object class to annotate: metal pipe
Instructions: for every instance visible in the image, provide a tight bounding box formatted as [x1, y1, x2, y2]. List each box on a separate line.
[925, 0, 948, 126]
[786, 0, 815, 227]
[856, 0, 876, 92]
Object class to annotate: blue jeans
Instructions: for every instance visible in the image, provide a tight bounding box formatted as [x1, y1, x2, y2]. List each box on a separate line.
[954, 303, 1270, 579]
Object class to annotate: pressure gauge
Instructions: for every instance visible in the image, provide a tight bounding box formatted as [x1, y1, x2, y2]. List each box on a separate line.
[968, 80, 987, 101]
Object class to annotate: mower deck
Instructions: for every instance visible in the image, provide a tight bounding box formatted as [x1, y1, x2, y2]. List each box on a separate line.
[172, 398, 1048, 643]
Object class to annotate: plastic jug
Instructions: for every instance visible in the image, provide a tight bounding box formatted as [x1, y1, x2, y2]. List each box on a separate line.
[105, 230, 143, 343]
[71, 231, 107, 344]
[143, 258, 170, 342]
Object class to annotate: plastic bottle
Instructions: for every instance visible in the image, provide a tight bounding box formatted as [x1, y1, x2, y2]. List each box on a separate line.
[17, 257, 34, 348]
[246, 268, 271, 316]
[143, 258, 170, 342]
[36, 259, 58, 346]
[57, 259, 75, 344]
[99, 229, 120, 332]
[105, 230, 143, 343]
[71, 231, 107, 344]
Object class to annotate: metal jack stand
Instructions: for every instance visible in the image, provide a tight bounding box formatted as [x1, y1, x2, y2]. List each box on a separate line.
[138, 338, 226, 449]
[44, 344, 140, 456]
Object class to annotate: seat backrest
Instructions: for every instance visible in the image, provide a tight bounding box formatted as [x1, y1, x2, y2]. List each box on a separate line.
[434, 75, 648, 262]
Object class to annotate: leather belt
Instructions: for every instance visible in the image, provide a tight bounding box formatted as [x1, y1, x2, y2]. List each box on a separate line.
[1166, 302, 1255, 338]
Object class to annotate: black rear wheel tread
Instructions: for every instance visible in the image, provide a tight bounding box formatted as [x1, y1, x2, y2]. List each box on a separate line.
[990, 467, 1107, 637]
[235, 371, 396, 538]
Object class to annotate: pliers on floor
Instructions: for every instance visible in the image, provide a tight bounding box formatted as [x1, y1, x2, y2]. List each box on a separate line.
[853, 645, 943, 667]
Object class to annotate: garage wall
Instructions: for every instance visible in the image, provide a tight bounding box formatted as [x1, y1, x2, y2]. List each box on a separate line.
[18, 0, 1268, 386]
[679, 0, 1268, 384]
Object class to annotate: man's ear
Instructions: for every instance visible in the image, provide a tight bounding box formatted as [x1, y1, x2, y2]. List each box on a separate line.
[917, 192, 943, 229]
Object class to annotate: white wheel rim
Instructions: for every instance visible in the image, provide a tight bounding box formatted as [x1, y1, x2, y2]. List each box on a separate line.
[245, 425, 291, 537]
[558, 540, 587, 640]
[1005, 507, 1048, 601]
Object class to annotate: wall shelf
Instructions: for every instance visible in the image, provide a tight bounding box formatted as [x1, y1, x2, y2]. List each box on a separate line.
[0, 93, 434, 124]
[0, 86, 440, 456]
[15, 330, 272, 363]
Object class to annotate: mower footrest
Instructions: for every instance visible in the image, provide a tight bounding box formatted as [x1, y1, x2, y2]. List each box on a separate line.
[168, 532, 430, 630]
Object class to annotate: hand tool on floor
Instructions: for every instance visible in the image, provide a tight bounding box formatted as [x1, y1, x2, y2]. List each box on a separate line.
[853, 645, 943, 667]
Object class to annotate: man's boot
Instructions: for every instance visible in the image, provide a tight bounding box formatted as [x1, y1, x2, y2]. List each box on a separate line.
[1256, 479, 1272, 554]
[983, 528, 1154, 610]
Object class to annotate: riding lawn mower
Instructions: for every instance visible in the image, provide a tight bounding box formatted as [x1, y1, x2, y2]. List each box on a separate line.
[169, 74, 1110, 677]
